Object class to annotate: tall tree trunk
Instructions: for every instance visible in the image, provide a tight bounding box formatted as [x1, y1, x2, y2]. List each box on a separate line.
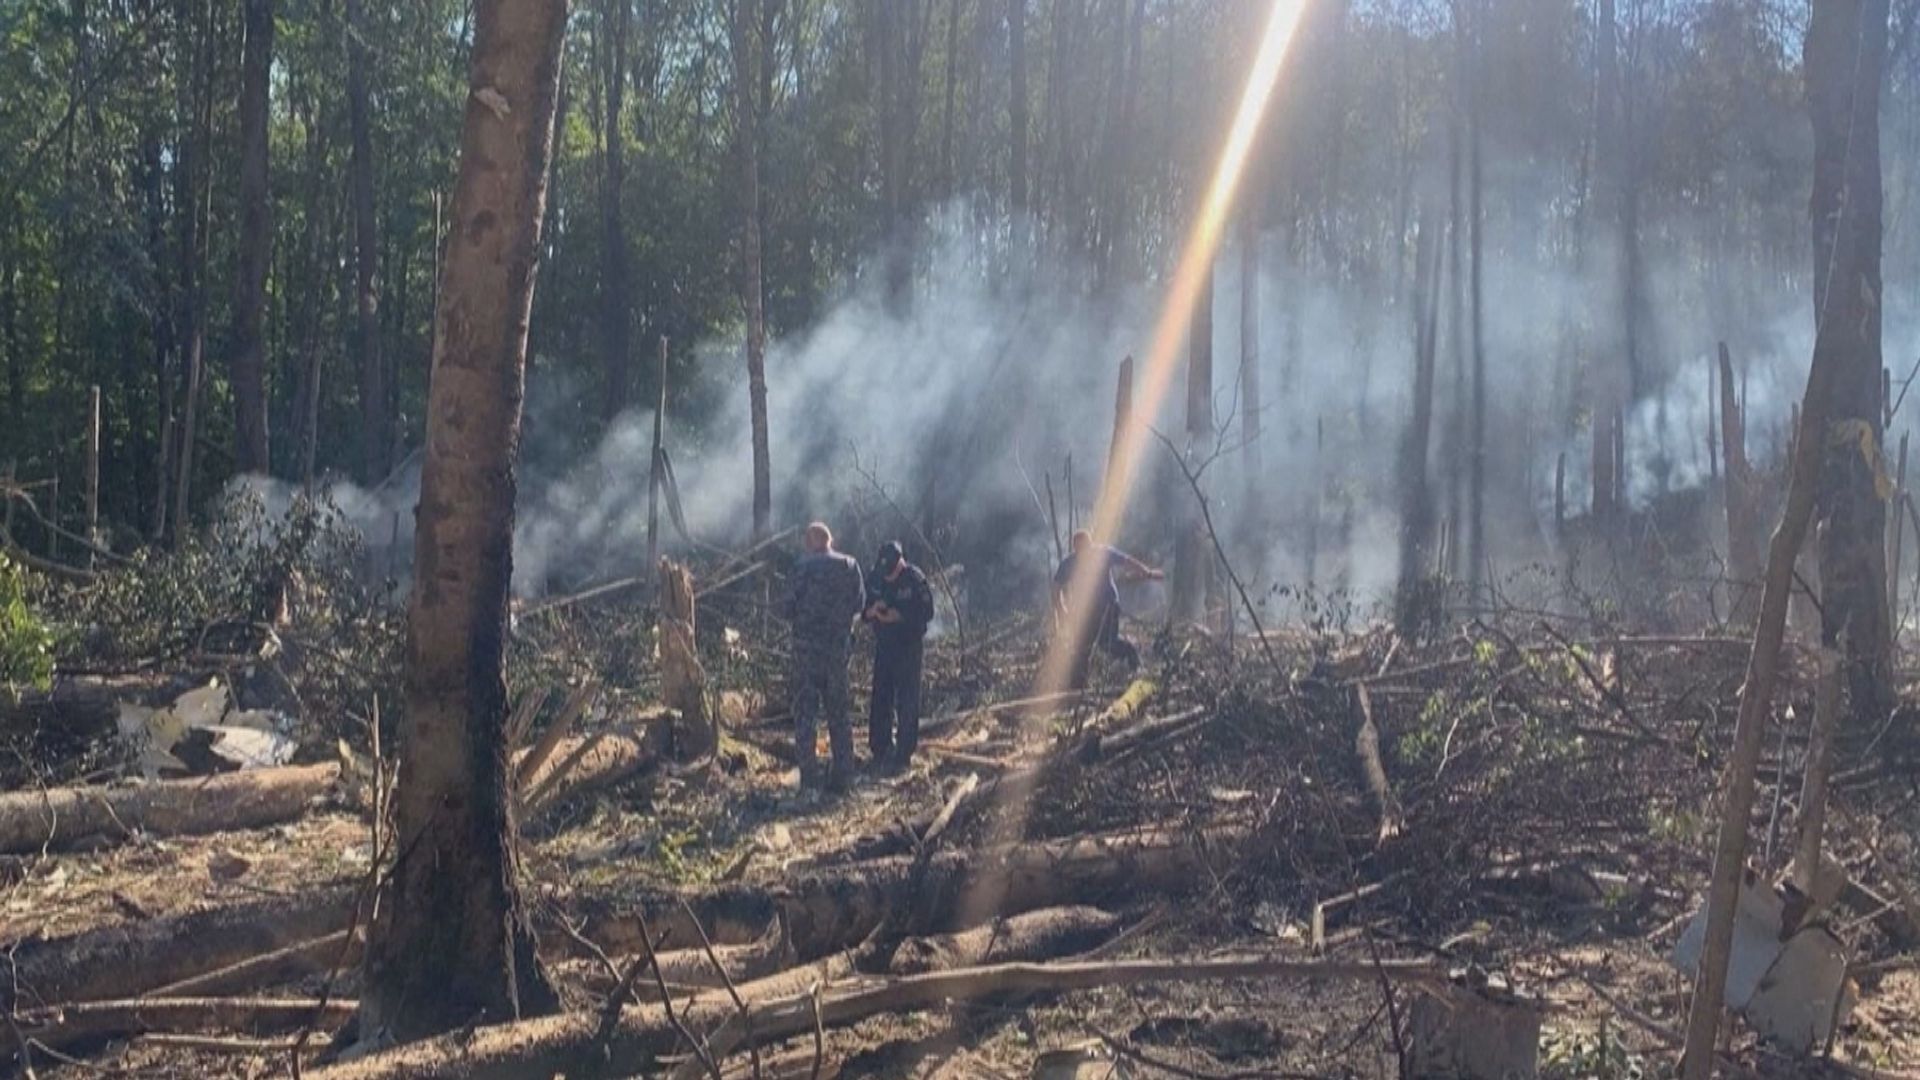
[1396, 212, 1442, 635]
[1238, 202, 1261, 481]
[1679, 12, 1891, 1068]
[939, 0, 960, 199]
[139, 134, 174, 536]
[599, 0, 632, 421]
[1007, 0, 1028, 261]
[347, 0, 388, 484]
[1466, 0, 1487, 598]
[231, 0, 274, 475]
[1590, 0, 1626, 533]
[171, 0, 213, 548]
[359, 0, 569, 1045]
[732, 0, 771, 541]
[1172, 264, 1214, 624]
[1809, 0, 1894, 725]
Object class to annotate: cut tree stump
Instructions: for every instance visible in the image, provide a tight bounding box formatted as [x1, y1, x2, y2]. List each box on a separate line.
[0, 762, 340, 855]
[658, 557, 716, 758]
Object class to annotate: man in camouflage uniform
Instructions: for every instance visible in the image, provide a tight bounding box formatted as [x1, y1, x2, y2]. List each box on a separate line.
[782, 522, 866, 792]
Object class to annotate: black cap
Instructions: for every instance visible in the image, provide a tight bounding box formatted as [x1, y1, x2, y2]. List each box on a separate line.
[876, 541, 904, 571]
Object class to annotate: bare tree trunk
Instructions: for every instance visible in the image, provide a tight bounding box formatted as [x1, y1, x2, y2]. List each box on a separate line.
[360, 0, 569, 1043]
[1465, 0, 1487, 598]
[1101, 354, 1133, 517]
[732, 0, 771, 541]
[1809, 0, 1894, 725]
[1720, 343, 1761, 623]
[1396, 213, 1442, 635]
[231, 0, 274, 475]
[598, 0, 632, 421]
[938, 0, 960, 199]
[1172, 264, 1214, 624]
[1238, 202, 1261, 479]
[1679, 3, 1890, 1071]
[347, 0, 388, 484]
[1007, 0, 1028, 262]
[85, 386, 100, 558]
[171, 0, 212, 548]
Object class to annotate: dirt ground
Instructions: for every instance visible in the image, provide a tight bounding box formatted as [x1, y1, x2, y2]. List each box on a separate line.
[7, 608, 1920, 1079]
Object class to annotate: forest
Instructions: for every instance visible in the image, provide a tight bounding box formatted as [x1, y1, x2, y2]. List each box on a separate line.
[1, 0, 1919, 1076]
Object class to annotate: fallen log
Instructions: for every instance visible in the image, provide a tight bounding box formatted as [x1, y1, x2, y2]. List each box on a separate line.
[555, 918, 794, 998]
[0, 762, 340, 855]
[14, 995, 356, 1050]
[149, 929, 360, 998]
[17, 823, 1232, 1012]
[521, 717, 669, 813]
[311, 954, 1445, 1080]
[6, 890, 355, 1006]
[575, 824, 1246, 962]
[886, 905, 1122, 975]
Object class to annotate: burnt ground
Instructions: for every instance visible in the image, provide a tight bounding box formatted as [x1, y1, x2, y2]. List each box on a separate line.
[5, 581, 1920, 1079]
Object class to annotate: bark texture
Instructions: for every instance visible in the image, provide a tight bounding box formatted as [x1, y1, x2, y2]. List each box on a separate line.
[231, 0, 274, 474]
[1807, 0, 1893, 725]
[360, 0, 570, 1043]
[0, 762, 337, 855]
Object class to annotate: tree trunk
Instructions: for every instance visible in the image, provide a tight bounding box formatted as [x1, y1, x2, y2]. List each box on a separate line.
[1172, 263, 1214, 624]
[346, 0, 388, 484]
[1719, 343, 1761, 623]
[1007, 0, 1028, 259]
[231, 0, 274, 475]
[0, 763, 338, 856]
[1678, 4, 1891, 1070]
[360, 0, 570, 1043]
[1808, 0, 1894, 726]
[657, 556, 714, 758]
[732, 0, 771, 541]
[1238, 182, 1263, 512]
[598, 0, 632, 421]
[1465, 0, 1487, 597]
[1396, 213, 1442, 635]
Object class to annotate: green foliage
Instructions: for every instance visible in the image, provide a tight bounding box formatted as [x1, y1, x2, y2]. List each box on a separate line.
[1541, 1021, 1647, 1080]
[0, 555, 55, 692]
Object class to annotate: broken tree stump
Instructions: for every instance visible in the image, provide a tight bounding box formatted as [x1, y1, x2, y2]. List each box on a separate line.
[1407, 972, 1544, 1080]
[658, 556, 715, 759]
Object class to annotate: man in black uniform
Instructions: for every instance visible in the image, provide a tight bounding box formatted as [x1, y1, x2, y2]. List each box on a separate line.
[863, 541, 935, 773]
[782, 522, 866, 792]
[1052, 529, 1162, 689]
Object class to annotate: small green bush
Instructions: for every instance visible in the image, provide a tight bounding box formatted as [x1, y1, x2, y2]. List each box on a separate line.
[0, 553, 55, 692]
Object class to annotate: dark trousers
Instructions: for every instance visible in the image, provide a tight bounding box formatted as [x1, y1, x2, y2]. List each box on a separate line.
[869, 633, 925, 760]
[1067, 603, 1139, 689]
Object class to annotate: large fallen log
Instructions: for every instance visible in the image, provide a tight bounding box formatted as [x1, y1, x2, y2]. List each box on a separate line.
[575, 823, 1246, 961]
[15, 823, 1239, 1008]
[0, 713, 665, 858]
[0, 762, 340, 855]
[7, 890, 355, 1006]
[14, 995, 356, 1051]
[311, 953, 1445, 1080]
[150, 929, 361, 998]
[885, 905, 1122, 975]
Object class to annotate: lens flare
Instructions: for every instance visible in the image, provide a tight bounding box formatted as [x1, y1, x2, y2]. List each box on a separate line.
[1043, 0, 1309, 698]
[954, 1, 1310, 935]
